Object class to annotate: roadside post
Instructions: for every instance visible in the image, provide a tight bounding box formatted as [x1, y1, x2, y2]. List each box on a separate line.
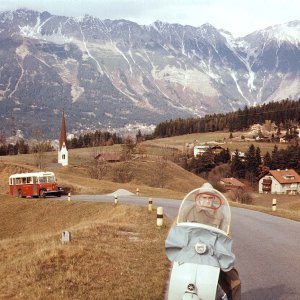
[61, 231, 71, 243]
[272, 198, 277, 211]
[148, 197, 153, 212]
[68, 192, 71, 201]
[114, 193, 118, 205]
[136, 187, 139, 196]
[157, 207, 163, 227]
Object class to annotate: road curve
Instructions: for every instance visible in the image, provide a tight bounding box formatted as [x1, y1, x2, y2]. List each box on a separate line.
[60, 194, 300, 299]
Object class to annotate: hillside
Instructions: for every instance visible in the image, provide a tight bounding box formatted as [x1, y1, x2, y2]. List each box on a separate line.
[145, 131, 288, 154]
[0, 197, 170, 299]
[0, 147, 205, 199]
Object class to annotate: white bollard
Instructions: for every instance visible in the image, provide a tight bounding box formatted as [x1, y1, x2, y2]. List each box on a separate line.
[148, 198, 153, 212]
[68, 192, 71, 201]
[114, 193, 118, 205]
[136, 187, 139, 196]
[61, 231, 71, 243]
[157, 207, 163, 227]
[272, 198, 277, 211]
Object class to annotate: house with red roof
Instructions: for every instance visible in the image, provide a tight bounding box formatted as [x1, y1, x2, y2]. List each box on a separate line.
[258, 169, 300, 195]
[219, 177, 245, 191]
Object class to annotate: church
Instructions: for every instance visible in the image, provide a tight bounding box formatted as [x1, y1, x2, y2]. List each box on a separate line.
[58, 111, 68, 166]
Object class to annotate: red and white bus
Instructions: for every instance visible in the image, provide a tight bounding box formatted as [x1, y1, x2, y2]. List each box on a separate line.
[9, 172, 63, 198]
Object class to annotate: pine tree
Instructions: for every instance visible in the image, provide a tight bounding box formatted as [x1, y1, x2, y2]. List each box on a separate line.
[231, 149, 245, 178]
[264, 151, 272, 168]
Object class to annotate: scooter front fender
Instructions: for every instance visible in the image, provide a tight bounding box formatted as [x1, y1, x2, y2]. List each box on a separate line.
[168, 262, 220, 300]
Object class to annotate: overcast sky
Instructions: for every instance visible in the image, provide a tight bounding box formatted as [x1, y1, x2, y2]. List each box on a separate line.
[1, 0, 300, 37]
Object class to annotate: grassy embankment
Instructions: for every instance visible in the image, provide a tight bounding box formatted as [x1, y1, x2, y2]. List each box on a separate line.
[0, 131, 299, 298]
[0, 196, 171, 299]
[0, 140, 204, 298]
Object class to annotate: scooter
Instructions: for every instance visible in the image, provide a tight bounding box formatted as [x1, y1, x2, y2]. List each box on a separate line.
[165, 183, 236, 300]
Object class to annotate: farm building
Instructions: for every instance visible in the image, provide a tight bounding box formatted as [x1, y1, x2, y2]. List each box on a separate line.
[95, 152, 121, 162]
[259, 169, 300, 194]
[193, 145, 210, 157]
[219, 177, 245, 191]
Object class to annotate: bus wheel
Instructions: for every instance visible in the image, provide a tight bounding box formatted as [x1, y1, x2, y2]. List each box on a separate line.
[18, 190, 23, 198]
[39, 189, 46, 198]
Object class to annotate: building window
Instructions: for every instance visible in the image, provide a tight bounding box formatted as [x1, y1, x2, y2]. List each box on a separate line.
[62, 154, 65, 159]
[284, 175, 295, 180]
[262, 178, 272, 192]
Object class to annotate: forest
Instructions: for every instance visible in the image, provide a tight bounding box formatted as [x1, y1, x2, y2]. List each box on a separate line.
[188, 143, 300, 184]
[152, 98, 300, 138]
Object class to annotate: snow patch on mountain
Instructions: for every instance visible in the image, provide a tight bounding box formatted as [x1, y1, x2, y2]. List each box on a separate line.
[262, 21, 300, 45]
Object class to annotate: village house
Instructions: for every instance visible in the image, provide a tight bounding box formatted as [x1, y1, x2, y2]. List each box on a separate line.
[211, 145, 224, 155]
[230, 151, 246, 162]
[219, 177, 245, 191]
[258, 169, 300, 195]
[193, 144, 225, 158]
[193, 145, 210, 157]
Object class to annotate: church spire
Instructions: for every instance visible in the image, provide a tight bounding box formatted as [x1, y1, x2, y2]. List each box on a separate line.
[58, 110, 69, 166]
[59, 110, 67, 150]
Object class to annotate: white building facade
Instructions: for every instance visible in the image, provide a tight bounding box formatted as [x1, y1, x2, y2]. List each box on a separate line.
[259, 169, 300, 194]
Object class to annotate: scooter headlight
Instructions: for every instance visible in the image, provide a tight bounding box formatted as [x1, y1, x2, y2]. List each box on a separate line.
[195, 242, 207, 254]
[187, 283, 196, 292]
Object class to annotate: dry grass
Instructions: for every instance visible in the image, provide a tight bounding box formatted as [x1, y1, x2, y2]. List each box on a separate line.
[1, 142, 300, 299]
[0, 155, 205, 199]
[0, 196, 171, 299]
[228, 192, 300, 222]
[146, 131, 288, 154]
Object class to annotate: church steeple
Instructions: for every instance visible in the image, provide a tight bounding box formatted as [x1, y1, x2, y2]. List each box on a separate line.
[59, 110, 67, 151]
[58, 110, 68, 166]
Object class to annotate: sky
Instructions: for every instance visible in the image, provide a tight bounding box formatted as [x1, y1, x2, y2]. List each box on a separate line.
[1, 0, 300, 37]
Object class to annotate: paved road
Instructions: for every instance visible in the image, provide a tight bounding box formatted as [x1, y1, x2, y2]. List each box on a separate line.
[60, 194, 300, 299]
[232, 207, 300, 300]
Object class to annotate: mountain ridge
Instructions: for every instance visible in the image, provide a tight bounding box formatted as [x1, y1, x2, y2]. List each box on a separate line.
[0, 9, 300, 138]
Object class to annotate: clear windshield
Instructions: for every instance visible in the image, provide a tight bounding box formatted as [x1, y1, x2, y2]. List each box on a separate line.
[176, 183, 231, 234]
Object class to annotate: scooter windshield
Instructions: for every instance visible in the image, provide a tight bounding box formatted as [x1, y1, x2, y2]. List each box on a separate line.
[176, 184, 231, 235]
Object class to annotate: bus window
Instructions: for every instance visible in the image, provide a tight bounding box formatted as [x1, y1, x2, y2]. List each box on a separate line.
[22, 177, 27, 184]
[27, 177, 32, 184]
[38, 177, 46, 183]
[16, 178, 21, 184]
[47, 176, 55, 183]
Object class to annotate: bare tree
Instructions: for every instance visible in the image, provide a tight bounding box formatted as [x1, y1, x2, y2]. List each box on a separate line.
[121, 135, 136, 160]
[88, 159, 108, 180]
[208, 164, 231, 191]
[136, 142, 147, 158]
[156, 156, 168, 188]
[88, 148, 108, 180]
[152, 147, 169, 188]
[113, 161, 133, 183]
[31, 129, 53, 169]
[0, 131, 6, 145]
[230, 188, 252, 204]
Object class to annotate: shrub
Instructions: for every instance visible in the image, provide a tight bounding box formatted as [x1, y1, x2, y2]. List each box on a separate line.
[113, 162, 133, 183]
[230, 188, 252, 204]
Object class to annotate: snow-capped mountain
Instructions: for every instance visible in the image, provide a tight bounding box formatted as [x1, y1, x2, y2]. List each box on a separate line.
[0, 9, 300, 138]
